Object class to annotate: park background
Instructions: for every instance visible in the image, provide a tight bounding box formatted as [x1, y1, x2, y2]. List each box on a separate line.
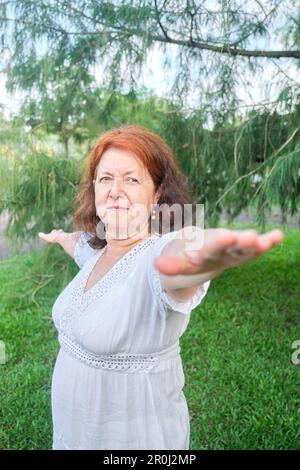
[0, 0, 299, 450]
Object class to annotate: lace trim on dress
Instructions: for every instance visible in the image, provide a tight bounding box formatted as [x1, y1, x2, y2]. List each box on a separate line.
[58, 332, 159, 372]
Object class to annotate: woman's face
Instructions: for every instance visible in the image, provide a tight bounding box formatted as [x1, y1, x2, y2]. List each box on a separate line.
[93, 147, 160, 239]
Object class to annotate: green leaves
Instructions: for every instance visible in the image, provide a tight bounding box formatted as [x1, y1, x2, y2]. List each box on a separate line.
[0, 149, 81, 241]
[1, 0, 299, 119]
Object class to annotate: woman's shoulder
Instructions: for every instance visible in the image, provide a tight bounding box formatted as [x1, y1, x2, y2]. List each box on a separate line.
[74, 232, 100, 268]
[150, 229, 180, 250]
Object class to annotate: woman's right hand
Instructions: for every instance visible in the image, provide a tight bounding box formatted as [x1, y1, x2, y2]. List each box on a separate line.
[38, 229, 67, 245]
[38, 229, 83, 258]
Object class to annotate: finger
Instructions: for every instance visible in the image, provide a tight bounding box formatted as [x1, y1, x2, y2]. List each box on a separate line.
[154, 255, 192, 276]
[266, 229, 284, 244]
[38, 232, 52, 241]
[184, 229, 238, 264]
[223, 229, 277, 252]
[254, 233, 280, 252]
[187, 229, 267, 265]
[38, 232, 47, 238]
[231, 229, 259, 248]
[227, 229, 284, 257]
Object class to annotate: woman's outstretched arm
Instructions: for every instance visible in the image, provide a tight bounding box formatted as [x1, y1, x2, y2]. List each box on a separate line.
[38, 229, 84, 259]
[155, 227, 284, 301]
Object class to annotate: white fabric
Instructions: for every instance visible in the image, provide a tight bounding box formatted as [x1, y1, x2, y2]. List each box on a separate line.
[73, 232, 97, 269]
[51, 231, 210, 450]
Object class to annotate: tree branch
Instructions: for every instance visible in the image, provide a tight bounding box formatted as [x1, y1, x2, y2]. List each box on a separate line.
[1, 15, 299, 59]
[154, 0, 170, 41]
[229, 5, 277, 47]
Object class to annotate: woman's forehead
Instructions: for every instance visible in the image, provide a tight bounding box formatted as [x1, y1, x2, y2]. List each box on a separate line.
[96, 149, 146, 175]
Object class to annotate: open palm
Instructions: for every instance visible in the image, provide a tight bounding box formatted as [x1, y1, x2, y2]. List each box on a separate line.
[155, 228, 285, 277]
[38, 229, 65, 244]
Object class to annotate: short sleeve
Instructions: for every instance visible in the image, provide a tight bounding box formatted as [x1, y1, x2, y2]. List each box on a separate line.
[73, 232, 98, 268]
[148, 230, 211, 315]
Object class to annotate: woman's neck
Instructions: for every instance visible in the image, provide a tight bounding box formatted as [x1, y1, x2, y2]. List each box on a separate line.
[104, 225, 155, 257]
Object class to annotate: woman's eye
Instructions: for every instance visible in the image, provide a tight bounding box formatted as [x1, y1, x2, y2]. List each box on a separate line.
[98, 177, 139, 184]
[99, 177, 111, 182]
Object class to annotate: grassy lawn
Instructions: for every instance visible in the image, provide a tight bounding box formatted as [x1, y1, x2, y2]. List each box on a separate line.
[0, 223, 299, 450]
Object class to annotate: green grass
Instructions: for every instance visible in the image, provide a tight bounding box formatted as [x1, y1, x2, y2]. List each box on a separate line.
[0, 224, 299, 449]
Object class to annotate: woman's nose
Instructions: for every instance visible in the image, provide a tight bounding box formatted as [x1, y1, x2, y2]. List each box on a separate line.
[109, 177, 125, 196]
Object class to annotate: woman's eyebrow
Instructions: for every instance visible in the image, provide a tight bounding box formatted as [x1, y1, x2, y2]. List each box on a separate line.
[99, 169, 139, 175]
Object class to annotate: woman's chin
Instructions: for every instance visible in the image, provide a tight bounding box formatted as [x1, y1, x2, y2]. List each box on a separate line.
[104, 221, 150, 238]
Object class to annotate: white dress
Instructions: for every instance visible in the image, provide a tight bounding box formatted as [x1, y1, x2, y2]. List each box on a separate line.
[51, 231, 210, 450]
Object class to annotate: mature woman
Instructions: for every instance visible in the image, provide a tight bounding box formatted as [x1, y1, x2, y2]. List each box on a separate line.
[39, 125, 283, 450]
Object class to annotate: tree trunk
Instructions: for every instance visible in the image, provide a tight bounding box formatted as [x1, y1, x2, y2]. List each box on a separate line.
[64, 137, 69, 159]
[280, 210, 287, 225]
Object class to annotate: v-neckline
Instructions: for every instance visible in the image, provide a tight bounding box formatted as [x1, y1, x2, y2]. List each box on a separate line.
[81, 234, 158, 297]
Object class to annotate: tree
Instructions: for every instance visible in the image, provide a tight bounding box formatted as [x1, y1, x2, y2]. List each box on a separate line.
[0, 0, 299, 228]
[0, 0, 299, 116]
[18, 67, 104, 158]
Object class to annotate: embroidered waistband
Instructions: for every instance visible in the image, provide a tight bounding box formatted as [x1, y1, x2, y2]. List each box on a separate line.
[58, 333, 180, 373]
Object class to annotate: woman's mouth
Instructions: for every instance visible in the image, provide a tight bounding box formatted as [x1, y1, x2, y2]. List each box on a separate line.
[107, 206, 129, 211]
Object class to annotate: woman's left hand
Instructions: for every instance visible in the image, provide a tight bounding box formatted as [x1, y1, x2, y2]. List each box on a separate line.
[155, 227, 285, 277]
